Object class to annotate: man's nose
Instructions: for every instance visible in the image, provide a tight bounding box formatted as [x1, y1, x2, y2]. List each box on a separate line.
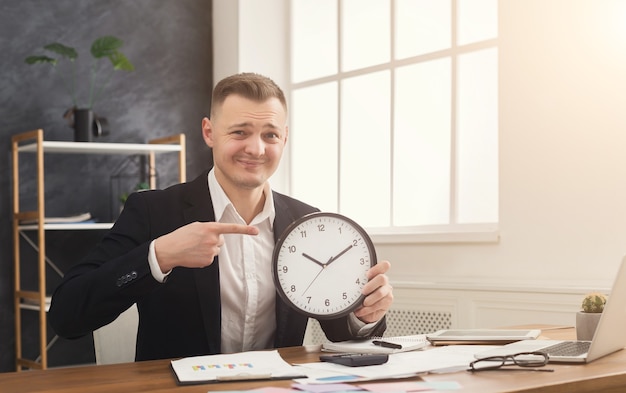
[245, 136, 265, 156]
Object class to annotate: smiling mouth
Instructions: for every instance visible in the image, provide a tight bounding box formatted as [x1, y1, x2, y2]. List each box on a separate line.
[238, 159, 264, 168]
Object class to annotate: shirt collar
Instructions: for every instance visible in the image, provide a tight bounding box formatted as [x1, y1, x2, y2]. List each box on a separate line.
[207, 168, 275, 229]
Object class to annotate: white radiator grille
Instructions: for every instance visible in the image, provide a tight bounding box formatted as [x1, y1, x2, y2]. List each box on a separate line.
[303, 309, 453, 345]
[382, 309, 452, 337]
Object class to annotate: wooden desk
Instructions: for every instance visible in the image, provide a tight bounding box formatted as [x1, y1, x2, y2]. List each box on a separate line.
[2, 326, 626, 393]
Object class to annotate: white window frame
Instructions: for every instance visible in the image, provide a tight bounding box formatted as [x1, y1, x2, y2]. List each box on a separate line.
[285, 1, 499, 244]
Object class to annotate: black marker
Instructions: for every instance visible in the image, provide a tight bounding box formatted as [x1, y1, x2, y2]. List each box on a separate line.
[372, 340, 402, 349]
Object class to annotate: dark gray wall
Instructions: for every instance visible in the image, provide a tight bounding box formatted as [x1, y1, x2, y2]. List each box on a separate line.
[0, 0, 213, 372]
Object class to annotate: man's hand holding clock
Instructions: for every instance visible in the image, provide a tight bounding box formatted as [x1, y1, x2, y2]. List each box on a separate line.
[354, 259, 393, 324]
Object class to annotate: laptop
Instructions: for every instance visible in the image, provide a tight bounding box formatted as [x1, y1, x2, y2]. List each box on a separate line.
[475, 256, 626, 363]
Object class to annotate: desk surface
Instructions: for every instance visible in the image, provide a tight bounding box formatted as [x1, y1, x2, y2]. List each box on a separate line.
[3, 326, 626, 393]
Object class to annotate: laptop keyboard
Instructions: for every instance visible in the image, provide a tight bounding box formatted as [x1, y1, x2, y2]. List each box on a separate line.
[542, 341, 591, 357]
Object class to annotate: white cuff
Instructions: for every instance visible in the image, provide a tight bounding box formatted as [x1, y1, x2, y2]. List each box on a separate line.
[148, 240, 172, 283]
[348, 313, 379, 337]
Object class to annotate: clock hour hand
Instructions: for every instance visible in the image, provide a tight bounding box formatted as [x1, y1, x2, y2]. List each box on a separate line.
[326, 244, 354, 266]
[302, 252, 326, 268]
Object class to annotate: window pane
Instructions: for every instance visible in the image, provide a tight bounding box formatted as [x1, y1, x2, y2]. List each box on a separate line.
[457, 48, 498, 223]
[340, 71, 391, 227]
[395, 0, 451, 59]
[394, 59, 451, 226]
[291, 83, 339, 212]
[289, 1, 499, 233]
[457, 0, 498, 45]
[341, 0, 390, 72]
[291, 0, 338, 83]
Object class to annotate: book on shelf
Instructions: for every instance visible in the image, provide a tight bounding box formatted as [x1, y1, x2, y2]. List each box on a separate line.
[20, 212, 93, 224]
[22, 296, 51, 306]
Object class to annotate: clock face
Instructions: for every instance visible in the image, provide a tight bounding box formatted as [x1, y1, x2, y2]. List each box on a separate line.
[272, 212, 377, 319]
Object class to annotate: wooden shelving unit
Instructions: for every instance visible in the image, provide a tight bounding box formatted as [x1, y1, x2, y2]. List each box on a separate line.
[11, 129, 186, 370]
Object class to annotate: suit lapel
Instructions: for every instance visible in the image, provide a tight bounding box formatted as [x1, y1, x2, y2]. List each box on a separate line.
[272, 193, 299, 346]
[182, 172, 223, 354]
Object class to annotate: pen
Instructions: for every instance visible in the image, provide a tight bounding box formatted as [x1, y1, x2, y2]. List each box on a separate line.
[372, 340, 402, 349]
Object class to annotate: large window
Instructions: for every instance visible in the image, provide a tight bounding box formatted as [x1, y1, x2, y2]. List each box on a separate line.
[289, 0, 498, 241]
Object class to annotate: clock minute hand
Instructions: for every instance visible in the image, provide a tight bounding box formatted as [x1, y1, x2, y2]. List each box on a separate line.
[326, 244, 354, 266]
[302, 253, 326, 268]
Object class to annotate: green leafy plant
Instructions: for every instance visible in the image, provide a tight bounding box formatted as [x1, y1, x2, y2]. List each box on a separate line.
[119, 182, 150, 204]
[581, 293, 607, 313]
[25, 35, 134, 110]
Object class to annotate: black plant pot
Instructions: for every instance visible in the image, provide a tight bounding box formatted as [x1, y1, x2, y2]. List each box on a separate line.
[74, 108, 94, 142]
[73, 108, 110, 142]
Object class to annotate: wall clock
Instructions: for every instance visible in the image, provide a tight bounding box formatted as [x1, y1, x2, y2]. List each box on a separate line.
[272, 212, 377, 319]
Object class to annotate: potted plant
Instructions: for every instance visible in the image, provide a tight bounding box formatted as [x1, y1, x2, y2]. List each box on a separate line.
[119, 182, 150, 205]
[576, 292, 607, 340]
[25, 35, 134, 142]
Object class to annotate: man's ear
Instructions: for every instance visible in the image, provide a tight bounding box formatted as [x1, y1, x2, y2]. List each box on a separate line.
[201, 117, 214, 147]
[284, 125, 289, 145]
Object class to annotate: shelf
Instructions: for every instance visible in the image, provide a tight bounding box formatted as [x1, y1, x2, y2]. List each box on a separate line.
[17, 140, 182, 155]
[20, 297, 51, 312]
[11, 129, 187, 371]
[18, 223, 114, 231]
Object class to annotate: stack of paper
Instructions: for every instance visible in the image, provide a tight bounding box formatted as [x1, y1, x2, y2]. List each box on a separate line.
[295, 345, 495, 384]
[170, 350, 307, 385]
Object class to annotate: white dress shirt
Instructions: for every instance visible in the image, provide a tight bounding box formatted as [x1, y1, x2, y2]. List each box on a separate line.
[207, 169, 277, 353]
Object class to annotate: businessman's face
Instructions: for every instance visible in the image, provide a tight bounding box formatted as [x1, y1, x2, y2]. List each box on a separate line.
[202, 94, 288, 195]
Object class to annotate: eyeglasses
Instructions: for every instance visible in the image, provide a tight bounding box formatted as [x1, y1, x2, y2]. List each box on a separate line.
[469, 351, 551, 372]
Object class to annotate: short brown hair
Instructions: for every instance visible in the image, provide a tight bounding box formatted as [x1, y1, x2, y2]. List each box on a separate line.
[210, 73, 287, 117]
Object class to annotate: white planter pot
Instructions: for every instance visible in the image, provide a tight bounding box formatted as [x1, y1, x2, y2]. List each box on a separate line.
[576, 311, 602, 341]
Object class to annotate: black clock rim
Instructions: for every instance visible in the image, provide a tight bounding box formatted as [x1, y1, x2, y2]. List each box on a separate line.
[272, 211, 378, 320]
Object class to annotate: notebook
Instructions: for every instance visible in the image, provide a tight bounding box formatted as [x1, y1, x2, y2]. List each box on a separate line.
[475, 256, 626, 363]
[426, 329, 540, 345]
[322, 335, 428, 354]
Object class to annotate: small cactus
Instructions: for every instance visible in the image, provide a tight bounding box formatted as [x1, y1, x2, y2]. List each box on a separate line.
[581, 293, 607, 313]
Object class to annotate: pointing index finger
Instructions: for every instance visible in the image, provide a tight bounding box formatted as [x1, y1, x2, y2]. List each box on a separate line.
[213, 222, 259, 236]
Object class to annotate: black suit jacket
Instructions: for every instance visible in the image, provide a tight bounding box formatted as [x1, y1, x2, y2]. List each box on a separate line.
[49, 171, 385, 361]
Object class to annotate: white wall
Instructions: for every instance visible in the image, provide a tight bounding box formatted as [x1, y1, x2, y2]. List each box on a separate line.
[383, 0, 626, 288]
[214, 0, 626, 327]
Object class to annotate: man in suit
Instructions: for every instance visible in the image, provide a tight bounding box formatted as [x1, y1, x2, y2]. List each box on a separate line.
[49, 72, 394, 361]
